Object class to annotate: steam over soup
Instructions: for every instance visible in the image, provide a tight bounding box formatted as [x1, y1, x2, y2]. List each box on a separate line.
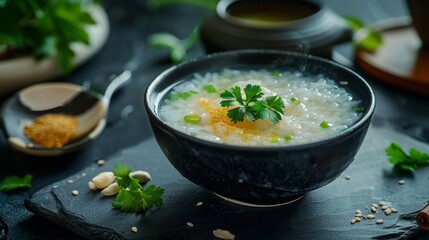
[159, 69, 362, 146]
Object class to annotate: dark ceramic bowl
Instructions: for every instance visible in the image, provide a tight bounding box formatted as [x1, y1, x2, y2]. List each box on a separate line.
[199, 0, 352, 58]
[144, 50, 375, 206]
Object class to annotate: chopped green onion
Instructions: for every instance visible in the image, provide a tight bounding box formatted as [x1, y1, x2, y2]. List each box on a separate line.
[272, 70, 282, 78]
[290, 97, 301, 105]
[203, 84, 217, 93]
[284, 135, 293, 141]
[172, 90, 198, 100]
[184, 115, 201, 124]
[320, 121, 332, 129]
[169, 93, 180, 100]
[271, 136, 280, 143]
[179, 92, 193, 99]
[355, 107, 364, 113]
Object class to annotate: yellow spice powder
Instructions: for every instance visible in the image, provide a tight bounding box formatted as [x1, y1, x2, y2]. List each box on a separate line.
[24, 113, 79, 148]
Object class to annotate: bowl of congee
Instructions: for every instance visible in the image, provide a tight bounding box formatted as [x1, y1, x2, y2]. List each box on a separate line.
[144, 49, 375, 206]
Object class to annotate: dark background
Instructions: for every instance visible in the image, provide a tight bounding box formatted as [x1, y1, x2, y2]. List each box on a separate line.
[1, 0, 428, 239]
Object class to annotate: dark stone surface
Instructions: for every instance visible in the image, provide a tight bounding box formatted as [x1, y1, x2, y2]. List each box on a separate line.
[1, 0, 429, 239]
[25, 124, 429, 240]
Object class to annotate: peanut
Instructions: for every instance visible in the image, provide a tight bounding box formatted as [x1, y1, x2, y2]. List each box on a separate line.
[92, 172, 115, 189]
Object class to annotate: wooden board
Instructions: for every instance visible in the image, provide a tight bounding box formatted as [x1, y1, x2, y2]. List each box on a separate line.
[356, 18, 429, 96]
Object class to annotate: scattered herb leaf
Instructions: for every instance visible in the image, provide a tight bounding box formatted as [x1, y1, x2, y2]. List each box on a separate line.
[0, 174, 33, 192]
[385, 142, 429, 171]
[220, 84, 285, 124]
[112, 163, 164, 213]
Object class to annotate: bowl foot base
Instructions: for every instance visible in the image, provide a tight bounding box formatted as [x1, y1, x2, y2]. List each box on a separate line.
[213, 192, 306, 208]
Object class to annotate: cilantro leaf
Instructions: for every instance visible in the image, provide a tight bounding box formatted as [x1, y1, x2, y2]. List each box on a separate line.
[220, 84, 285, 124]
[112, 163, 165, 213]
[0, 174, 33, 192]
[385, 142, 429, 171]
[0, 0, 99, 73]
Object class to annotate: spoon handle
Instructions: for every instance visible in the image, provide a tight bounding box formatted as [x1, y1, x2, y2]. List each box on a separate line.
[104, 70, 132, 104]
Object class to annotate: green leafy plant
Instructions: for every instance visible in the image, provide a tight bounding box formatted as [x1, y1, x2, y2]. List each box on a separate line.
[220, 84, 285, 124]
[112, 163, 165, 213]
[343, 16, 383, 52]
[0, 174, 33, 192]
[149, 26, 199, 63]
[0, 0, 100, 73]
[147, 0, 218, 62]
[385, 142, 429, 171]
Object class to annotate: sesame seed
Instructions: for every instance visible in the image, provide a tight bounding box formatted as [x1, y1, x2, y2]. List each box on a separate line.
[131, 227, 138, 233]
[384, 209, 392, 215]
[97, 159, 106, 166]
[71, 190, 79, 196]
[196, 201, 203, 207]
[367, 214, 375, 219]
[376, 219, 384, 224]
[351, 218, 356, 224]
[340, 81, 349, 85]
[371, 203, 378, 208]
[355, 213, 363, 218]
[355, 209, 361, 214]
[381, 205, 388, 210]
[371, 206, 377, 213]
[398, 180, 405, 185]
[345, 175, 352, 180]
[187, 222, 194, 227]
[379, 201, 387, 206]
[355, 217, 361, 222]
[390, 208, 398, 213]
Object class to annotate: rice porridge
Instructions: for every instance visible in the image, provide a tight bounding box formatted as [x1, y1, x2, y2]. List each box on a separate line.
[159, 69, 362, 146]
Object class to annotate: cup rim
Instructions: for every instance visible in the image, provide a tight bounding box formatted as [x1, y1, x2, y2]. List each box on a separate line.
[216, 0, 323, 29]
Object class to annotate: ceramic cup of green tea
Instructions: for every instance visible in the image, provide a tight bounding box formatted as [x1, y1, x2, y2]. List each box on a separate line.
[407, 0, 429, 48]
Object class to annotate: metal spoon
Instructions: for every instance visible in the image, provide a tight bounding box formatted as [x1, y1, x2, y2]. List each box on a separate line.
[0, 70, 132, 156]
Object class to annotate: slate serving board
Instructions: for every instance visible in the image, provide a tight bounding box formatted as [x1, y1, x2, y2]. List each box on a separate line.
[25, 123, 429, 240]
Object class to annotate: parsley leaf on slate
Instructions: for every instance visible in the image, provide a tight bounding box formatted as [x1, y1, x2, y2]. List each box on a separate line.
[385, 142, 429, 171]
[0, 174, 33, 192]
[112, 163, 165, 213]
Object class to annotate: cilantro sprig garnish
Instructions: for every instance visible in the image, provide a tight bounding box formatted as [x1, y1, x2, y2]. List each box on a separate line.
[220, 84, 285, 124]
[112, 163, 164, 213]
[0, 174, 33, 192]
[385, 142, 429, 171]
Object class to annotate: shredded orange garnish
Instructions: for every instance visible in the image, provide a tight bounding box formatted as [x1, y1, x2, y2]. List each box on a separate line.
[199, 98, 262, 142]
